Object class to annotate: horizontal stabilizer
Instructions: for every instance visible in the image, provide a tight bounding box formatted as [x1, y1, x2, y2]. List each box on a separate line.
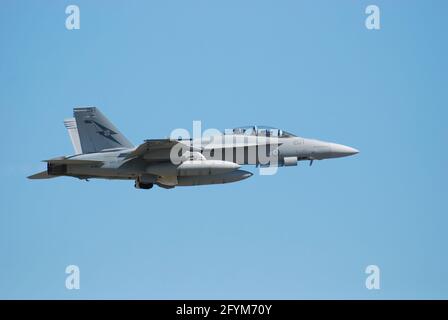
[27, 171, 57, 180]
[43, 159, 103, 166]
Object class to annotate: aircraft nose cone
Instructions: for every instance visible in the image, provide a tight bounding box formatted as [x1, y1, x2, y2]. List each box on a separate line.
[330, 144, 359, 158]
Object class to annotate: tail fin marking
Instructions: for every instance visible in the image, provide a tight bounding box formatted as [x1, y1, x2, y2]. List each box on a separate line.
[73, 107, 133, 153]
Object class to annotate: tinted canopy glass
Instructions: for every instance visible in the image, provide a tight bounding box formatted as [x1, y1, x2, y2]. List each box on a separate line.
[230, 126, 296, 137]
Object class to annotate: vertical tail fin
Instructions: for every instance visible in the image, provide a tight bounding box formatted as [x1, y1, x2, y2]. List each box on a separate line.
[73, 107, 133, 153]
[63, 118, 83, 154]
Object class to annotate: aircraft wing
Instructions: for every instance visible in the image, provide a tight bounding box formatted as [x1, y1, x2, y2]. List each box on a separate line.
[133, 139, 180, 154]
[125, 139, 196, 160]
[126, 138, 278, 161]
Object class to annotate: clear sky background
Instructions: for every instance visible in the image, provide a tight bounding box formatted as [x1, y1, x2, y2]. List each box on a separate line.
[0, 0, 447, 299]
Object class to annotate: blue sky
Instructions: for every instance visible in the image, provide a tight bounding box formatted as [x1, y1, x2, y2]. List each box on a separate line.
[0, 0, 447, 299]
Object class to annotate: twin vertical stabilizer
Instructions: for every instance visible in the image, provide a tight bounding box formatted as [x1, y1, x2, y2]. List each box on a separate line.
[64, 107, 133, 154]
[63, 118, 82, 154]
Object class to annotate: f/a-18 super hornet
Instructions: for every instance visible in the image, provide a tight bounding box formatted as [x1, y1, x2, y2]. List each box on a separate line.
[28, 107, 359, 189]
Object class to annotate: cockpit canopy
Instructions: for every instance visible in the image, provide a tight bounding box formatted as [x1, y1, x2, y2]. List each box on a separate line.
[229, 125, 296, 137]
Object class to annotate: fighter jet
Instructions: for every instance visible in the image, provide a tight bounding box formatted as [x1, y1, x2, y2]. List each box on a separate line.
[28, 107, 359, 189]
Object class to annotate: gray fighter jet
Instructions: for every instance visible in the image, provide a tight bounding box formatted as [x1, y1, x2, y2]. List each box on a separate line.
[28, 107, 359, 189]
